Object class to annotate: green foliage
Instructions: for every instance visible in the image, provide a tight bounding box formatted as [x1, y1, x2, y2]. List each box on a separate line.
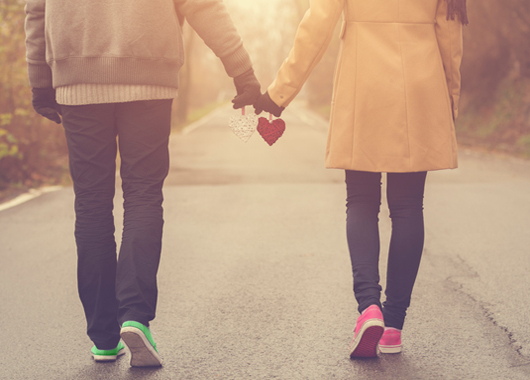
[0, 126, 20, 159]
[516, 135, 530, 158]
[0, 0, 68, 191]
[453, 0, 530, 157]
[457, 78, 530, 158]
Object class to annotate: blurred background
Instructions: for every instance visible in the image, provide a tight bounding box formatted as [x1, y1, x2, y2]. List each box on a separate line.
[0, 0, 529, 199]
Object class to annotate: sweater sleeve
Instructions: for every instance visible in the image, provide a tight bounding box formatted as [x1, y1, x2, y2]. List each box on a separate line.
[174, 0, 253, 78]
[267, 0, 344, 108]
[434, 0, 464, 119]
[25, 0, 53, 88]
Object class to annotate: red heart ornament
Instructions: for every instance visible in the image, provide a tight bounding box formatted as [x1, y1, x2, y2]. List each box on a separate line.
[257, 117, 286, 146]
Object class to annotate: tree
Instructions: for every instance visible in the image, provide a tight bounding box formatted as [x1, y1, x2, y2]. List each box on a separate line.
[0, 0, 68, 191]
[458, 0, 530, 156]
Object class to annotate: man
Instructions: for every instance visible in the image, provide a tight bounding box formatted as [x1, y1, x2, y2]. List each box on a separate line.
[25, 0, 260, 367]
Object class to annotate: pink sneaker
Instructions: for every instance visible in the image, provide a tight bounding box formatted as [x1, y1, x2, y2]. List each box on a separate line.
[349, 305, 385, 358]
[378, 327, 402, 353]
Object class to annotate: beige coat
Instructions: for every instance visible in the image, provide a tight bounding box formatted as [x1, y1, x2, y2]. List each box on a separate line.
[268, 0, 463, 172]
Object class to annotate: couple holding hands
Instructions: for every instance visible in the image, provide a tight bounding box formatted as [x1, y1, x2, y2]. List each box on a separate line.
[25, 0, 467, 367]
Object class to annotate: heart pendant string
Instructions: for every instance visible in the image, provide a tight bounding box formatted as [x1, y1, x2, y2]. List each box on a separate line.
[242, 106, 246, 116]
[269, 113, 272, 121]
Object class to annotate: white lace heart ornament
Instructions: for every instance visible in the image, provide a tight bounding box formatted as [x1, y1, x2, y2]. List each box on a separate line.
[229, 107, 258, 143]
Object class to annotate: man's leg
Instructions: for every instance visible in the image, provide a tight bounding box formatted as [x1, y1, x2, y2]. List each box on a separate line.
[61, 103, 121, 350]
[114, 99, 172, 326]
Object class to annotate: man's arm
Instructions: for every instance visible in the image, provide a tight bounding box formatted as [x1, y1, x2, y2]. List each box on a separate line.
[25, 0, 61, 123]
[25, 0, 52, 88]
[175, 0, 260, 108]
[174, 0, 252, 78]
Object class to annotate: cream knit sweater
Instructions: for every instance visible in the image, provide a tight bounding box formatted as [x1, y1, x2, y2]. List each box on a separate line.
[56, 84, 177, 106]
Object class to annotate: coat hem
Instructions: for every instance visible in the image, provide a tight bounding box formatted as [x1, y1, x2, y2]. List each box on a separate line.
[324, 163, 458, 173]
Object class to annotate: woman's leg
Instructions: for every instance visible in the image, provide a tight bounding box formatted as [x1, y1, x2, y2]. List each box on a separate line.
[382, 171, 427, 330]
[345, 170, 383, 313]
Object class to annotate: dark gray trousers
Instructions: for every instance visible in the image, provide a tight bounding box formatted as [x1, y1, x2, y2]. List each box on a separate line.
[62, 99, 172, 349]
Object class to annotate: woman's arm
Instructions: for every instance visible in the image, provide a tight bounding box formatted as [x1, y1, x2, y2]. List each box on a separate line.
[268, 0, 345, 108]
[434, 0, 465, 120]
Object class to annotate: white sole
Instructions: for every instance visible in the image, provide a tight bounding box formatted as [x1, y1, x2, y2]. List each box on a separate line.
[121, 327, 162, 367]
[349, 319, 385, 358]
[92, 348, 126, 362]
[378, 345, 402, 354]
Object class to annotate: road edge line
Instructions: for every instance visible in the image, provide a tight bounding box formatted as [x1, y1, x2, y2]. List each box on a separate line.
[0, 186, 63, 212]
[181, 106, 227, 135]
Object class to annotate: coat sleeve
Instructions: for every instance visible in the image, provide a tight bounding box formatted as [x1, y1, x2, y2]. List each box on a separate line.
[434, 0, 464, 119]
[174, 0, 253, 78]
[25, 0, 53, 88]
[267, 0, 344, 108]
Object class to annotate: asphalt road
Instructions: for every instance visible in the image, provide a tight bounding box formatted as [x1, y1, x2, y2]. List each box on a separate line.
[1, 104, 529, 380]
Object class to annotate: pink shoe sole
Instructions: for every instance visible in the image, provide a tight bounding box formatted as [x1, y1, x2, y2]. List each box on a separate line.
[349, 320, 385, 358]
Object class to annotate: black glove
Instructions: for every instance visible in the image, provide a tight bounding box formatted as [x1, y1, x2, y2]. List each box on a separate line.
[253, 92, 284, 118]
[232, 69, 261, 109]
[32, 88, 62, 124]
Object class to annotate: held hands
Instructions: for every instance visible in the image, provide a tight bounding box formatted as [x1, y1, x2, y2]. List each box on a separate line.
[253, 92, 286, 146]
[253, 92, 284, 118]
[230, 88, 286, 146]
[232, 67, 284, 117]
[31, 88, 62, 124]
[232, 69, 261, 110]
[230, 72, 286, 146]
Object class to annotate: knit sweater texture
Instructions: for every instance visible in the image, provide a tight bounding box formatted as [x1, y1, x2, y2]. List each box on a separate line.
[25, 0, 253, 104]
[55, 84, 178, 105]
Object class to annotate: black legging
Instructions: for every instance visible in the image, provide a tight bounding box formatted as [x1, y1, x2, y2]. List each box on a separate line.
[345, 170, 427, 330]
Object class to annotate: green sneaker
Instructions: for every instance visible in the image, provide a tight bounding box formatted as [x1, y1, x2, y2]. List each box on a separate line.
[120, 321, 162, 367]
[91, 341, 126, 362]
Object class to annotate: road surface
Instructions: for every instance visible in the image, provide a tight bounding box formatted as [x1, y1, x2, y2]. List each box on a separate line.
[1, 104, 529, 379]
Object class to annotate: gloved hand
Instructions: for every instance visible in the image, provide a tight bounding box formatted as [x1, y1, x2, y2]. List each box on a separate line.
[31, 88, 62, 124]
[253, 92, 284, 118]
[232, 69, 261, 109]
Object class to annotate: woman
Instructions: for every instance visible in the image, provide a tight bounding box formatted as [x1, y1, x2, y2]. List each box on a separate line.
[254, 0, 467, 358]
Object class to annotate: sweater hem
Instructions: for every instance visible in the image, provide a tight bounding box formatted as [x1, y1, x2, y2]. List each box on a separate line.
[49, 57, 184, 88]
